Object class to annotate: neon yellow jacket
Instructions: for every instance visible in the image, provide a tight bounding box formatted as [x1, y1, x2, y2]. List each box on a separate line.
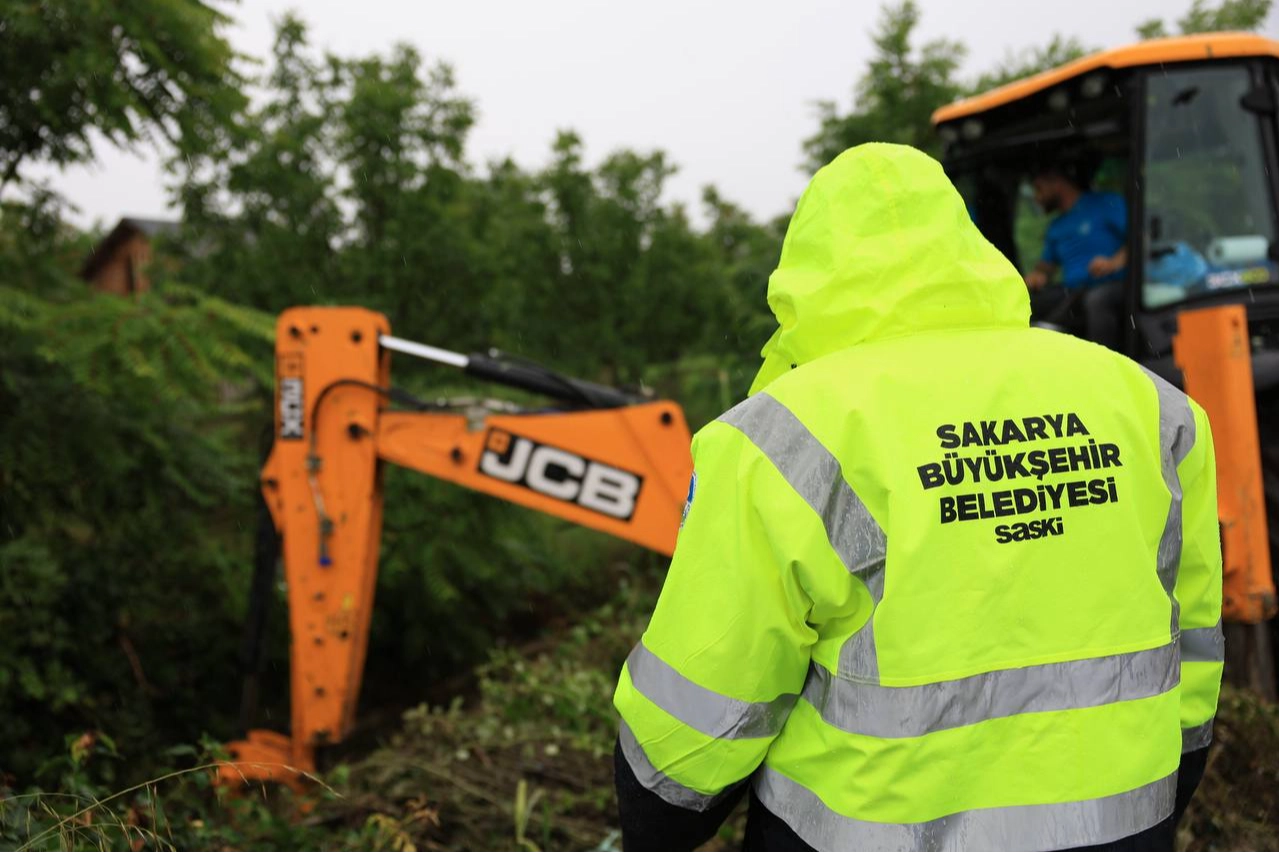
[614, 143, 1223, 850]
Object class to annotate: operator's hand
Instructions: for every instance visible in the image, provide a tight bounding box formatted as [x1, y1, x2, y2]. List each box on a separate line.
[1088, 254, 1121, 280]
[1025, 270, 1048, 291]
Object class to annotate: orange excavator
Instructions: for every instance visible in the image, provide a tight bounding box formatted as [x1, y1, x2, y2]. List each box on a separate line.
[217, 306, 693, 787]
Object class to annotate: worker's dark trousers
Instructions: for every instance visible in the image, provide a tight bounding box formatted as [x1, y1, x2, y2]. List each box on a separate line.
[616, 739, 1209, 852]
[1029, 282, 1125, 351]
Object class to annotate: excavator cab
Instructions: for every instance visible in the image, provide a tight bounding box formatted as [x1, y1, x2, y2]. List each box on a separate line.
[936, 34, 1279, 366]
[933, 33, 1279, 694]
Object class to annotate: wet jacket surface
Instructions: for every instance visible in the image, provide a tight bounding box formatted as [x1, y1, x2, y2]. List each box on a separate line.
[613, 144, 1223, 851]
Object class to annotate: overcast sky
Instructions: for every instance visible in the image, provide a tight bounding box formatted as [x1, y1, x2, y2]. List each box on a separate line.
[31, 0, 1279, 229]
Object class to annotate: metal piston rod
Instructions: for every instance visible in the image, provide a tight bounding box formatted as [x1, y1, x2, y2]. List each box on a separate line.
[378, 335, 639, 409]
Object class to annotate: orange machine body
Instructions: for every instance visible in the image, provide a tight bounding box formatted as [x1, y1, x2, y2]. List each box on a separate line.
[932, 32, 1279, 126]
[218, 307, 692, 786]
[1174, 305, 1279, 624]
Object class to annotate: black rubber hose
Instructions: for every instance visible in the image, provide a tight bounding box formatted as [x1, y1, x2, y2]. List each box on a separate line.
[238, 426, 282, 734]
[464, 352, 639, 409]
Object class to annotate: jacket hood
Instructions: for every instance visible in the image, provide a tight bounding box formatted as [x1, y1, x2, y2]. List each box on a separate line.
[750, 143, 1029, 394]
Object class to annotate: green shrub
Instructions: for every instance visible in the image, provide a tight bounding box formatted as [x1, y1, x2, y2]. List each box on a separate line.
[0, 282, 273, 783]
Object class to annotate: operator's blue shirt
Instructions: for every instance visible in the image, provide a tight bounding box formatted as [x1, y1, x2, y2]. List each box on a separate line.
[1042, 191, 1127, 288]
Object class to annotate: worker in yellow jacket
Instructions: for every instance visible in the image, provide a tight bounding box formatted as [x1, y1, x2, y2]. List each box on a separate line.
[613, 143, 1223, 851]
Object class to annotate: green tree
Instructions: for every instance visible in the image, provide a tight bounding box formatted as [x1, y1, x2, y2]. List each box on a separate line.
[0, 0, 244, 192]
[330, 43, 481, 342]
[171, 15, 491, 347]
[468, 157, 562, 353]
[1137, 0, 1273, 38]
[171, 16, 344, 309]
[802, 0, 966, 171]
[971, 35, 1093, 93]
[0, 191, 95, 298]
[173, 17, 755, 379]
[525, 132, 728, 382]
[701, 187, 786, 364]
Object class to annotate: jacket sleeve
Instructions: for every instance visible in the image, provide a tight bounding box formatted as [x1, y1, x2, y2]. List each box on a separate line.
[613, 419, 821, 817]
[1174, 401, 1224, 754]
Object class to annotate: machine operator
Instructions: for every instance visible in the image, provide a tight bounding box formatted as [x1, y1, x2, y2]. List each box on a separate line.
[1023, 160, 1130, 347]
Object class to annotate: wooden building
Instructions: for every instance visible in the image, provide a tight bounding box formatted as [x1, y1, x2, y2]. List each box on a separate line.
[80, 217, 179, 295]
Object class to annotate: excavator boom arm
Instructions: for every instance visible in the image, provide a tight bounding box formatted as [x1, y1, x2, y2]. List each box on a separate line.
[219, 306, 692, 786]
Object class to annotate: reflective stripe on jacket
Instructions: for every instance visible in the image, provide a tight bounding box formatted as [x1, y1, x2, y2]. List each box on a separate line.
[613, 143, 1223, 852]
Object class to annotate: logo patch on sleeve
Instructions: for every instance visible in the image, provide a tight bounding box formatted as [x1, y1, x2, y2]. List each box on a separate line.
[681, 473, 697, 528]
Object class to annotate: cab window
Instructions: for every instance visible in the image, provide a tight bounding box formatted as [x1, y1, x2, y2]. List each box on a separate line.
[1143, 64, 1279, 308]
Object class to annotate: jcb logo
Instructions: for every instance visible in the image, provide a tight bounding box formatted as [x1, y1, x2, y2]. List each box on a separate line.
[280, 378, 304, 439]
[479, 430, 642, 520]
[278, 354, 304, 440]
